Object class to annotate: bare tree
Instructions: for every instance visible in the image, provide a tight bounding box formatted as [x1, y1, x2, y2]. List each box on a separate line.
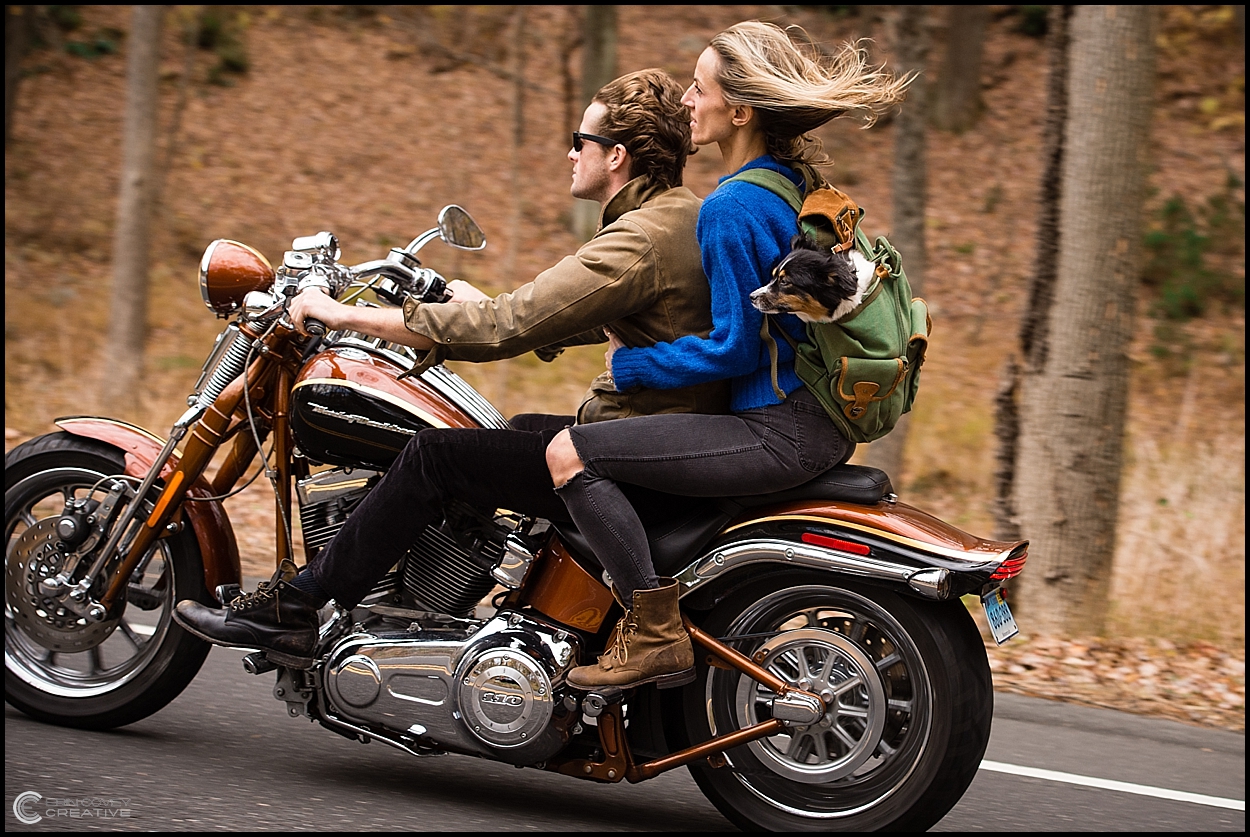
[861, 5, 931, 481]
[571, 5, 617, 241]
[1012, 5, 1156, 635]
[102, 6, 165, 416]
[994, 6, 1072, 542]
[5, 5, 35, 145]
[930, 5, 988, 133]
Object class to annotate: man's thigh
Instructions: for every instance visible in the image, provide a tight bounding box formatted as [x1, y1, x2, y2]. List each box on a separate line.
[416, 425, 572, 524]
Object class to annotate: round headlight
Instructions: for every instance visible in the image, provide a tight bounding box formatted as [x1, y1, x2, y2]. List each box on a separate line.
[199, 240, 275, 315]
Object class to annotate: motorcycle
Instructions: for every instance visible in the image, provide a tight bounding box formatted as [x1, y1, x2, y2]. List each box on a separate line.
[5, 205, 1027, 832]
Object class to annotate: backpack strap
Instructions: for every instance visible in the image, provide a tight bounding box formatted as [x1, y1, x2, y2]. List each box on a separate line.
[760, 315, 800, 401]
[724, 168, 806, 402]
[724, 167, 804, 213]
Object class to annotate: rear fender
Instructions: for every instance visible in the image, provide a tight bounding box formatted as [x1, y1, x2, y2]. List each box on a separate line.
[56, 417, 242, 596]
[674, 503, 1028, 608]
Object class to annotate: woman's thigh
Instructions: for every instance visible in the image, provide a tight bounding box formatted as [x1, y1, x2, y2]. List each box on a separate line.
[567, 396, 846, 497]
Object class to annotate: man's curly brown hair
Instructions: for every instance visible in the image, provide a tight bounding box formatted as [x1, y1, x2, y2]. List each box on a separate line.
[594, 68, 693, 189]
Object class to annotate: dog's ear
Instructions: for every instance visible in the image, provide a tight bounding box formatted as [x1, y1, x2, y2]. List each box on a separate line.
[791, 232, 821, 253]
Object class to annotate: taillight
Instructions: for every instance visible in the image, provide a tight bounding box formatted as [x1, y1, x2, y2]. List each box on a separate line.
[990, 549, 1028, 580]
[801, 532, 870, 556]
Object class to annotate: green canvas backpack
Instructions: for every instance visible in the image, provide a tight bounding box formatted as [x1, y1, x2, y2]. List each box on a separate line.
[727, 166, 931, 444]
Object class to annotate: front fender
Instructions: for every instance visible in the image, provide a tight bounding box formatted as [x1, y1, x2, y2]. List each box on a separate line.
[56, 416, 242, 597]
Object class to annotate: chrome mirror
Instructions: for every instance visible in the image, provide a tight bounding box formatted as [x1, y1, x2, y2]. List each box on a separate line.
[437, 205, 486, 251]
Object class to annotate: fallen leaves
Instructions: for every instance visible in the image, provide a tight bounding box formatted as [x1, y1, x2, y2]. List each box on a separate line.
[983, 631, 1246, 732]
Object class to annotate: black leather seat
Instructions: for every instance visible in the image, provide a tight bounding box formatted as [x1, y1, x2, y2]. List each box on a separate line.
[553, 464, 893, 578]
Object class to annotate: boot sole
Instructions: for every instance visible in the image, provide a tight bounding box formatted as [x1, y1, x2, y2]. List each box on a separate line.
[173, 612, 315, 669]
[567, 666, 696, 691]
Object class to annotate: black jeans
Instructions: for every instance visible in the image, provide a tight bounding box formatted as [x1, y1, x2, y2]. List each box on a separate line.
[558, 387, 853, 605]
[309, 414, 575, 609]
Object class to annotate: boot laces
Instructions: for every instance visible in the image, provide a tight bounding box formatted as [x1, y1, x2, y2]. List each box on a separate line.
[229, 581, 279, 612]
[605, 611, 638, 666]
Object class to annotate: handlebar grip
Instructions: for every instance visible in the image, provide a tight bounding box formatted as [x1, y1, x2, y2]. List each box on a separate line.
[304, 317, 327, 337]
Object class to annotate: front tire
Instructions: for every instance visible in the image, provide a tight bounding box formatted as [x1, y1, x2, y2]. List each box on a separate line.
[677, 573, 992, 831]
[5, 432, 213, 729]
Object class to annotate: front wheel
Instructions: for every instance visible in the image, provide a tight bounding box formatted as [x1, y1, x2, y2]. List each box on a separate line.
[5, 432, 213, 729]
[677, 573, 992, 832]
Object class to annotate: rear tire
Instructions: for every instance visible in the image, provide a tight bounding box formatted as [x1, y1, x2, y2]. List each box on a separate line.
[676, 573, 992, 831]
[5, 432, 212, 729]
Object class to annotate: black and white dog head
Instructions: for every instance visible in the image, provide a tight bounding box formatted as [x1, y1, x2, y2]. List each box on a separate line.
[750, 234, 876, 322]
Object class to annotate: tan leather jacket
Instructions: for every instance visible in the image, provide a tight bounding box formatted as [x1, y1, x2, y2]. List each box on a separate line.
[402, 176, 730, 423]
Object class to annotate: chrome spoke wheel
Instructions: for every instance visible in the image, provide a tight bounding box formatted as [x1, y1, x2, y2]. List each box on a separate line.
[5, 432, 211, 729]
[681, 572, 991, 831]
[5, 467, 175, 699]
[734, 628, 887, 783]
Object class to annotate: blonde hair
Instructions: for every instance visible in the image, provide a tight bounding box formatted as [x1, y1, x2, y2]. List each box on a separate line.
[709, 21, 913, 165]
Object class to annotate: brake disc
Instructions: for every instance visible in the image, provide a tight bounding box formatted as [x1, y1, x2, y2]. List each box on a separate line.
[6, 518, 118, 651]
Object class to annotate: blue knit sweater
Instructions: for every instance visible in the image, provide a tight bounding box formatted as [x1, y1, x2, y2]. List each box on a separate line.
[610, 156, 807, 411]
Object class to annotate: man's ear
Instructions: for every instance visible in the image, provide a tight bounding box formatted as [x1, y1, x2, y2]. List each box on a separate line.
[607, 146, 630, 174]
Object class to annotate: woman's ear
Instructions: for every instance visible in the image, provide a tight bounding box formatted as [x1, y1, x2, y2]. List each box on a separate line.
[731, 104, 755, 128]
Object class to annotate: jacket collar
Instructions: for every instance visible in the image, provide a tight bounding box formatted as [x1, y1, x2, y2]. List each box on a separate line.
[600, 176, 667, 229]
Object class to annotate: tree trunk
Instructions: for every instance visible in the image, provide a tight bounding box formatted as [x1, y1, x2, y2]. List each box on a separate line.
[5, 5, 34, 146]
[1013, 5, 1156, 636]
[861, 5, 931, 482]
[930, 5, 988, 133]
[571, 5, 617, 241]
[494, 4, 528, 416]
[994, 5, 1072, 542]
[102, 6, 164, 416]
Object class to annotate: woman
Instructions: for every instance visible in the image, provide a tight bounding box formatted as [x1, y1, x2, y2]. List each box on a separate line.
[547, 20, 911, 690]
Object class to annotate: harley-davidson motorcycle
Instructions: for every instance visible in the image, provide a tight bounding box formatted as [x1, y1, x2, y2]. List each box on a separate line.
[5, 205, 1026, 831]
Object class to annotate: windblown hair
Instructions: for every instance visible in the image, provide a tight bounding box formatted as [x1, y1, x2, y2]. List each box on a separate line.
[709, 21, 914, 166]
[594, 68, 694, 188]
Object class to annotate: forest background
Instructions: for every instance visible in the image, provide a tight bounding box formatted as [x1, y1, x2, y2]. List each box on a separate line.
[3, 5, 1245, 730]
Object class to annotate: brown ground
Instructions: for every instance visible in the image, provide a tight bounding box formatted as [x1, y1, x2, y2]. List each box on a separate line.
[4, 7, 1245, 732]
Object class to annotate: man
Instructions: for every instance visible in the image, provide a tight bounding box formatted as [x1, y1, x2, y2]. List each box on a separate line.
[173, 69, 727, 669]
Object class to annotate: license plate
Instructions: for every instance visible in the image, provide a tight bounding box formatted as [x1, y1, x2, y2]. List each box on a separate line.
[981, 588, 1019, 645]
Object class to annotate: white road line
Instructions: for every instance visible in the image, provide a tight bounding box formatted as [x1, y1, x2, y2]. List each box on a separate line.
[980, 760, 1246, 811]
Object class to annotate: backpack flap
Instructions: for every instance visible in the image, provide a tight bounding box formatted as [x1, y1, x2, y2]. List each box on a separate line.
[797, 186, 863, 253]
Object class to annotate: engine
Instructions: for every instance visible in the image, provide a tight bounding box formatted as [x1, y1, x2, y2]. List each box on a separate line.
[297, 467, 506, 617]
[322, 610, 581, 765]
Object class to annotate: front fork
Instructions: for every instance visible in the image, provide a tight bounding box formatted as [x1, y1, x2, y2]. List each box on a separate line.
[44, 354, 294, 622]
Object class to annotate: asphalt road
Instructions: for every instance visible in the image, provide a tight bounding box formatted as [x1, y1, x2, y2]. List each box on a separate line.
[5, 645, 1244, 832]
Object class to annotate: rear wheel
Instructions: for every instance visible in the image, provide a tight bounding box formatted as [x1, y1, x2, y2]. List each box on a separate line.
[677, 573, 992, 831]
[5, 432, 212, 729]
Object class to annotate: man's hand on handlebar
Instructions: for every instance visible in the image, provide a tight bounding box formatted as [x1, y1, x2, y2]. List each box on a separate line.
[446, 279, 491, 304]
[287, 286, 342, 336]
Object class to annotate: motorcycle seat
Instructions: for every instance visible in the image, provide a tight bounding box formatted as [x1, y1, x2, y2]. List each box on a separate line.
[554, 463, 893, 579]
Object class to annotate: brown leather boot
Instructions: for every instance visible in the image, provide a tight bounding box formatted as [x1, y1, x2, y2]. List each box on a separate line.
[567, 578, 695, 690]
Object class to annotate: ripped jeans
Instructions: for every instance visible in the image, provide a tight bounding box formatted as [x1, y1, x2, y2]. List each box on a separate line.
[557, 387, 854, 605]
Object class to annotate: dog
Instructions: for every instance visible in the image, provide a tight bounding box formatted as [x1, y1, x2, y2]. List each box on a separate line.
[749, 233, 876, 323]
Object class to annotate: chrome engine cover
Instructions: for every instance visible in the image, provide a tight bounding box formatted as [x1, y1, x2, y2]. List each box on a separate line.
[323, 610, 579, 765]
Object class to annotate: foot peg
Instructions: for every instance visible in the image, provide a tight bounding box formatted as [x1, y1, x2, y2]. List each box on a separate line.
[581, 686, 626, 717]
[215, 583, 242, 604]
[242, 651, 277, 675]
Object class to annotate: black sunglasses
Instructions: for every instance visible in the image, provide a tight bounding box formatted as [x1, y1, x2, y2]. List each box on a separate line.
[572, 131, 624, 152]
